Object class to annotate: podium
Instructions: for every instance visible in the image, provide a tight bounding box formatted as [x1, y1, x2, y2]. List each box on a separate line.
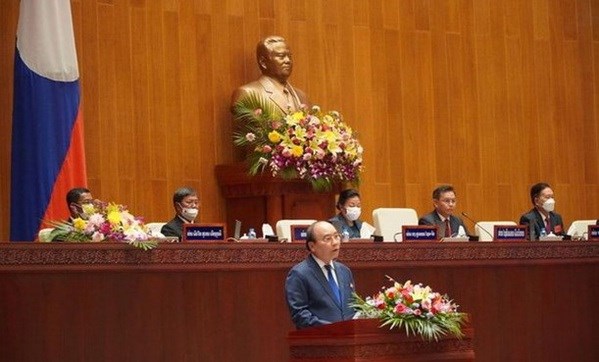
[215, 163, 340, 233]
[288, 319, 475, 362]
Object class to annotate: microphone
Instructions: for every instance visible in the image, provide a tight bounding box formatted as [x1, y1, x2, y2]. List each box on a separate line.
[461, 212, 493, 240]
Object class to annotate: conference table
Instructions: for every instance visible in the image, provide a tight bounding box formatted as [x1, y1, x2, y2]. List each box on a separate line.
[1, 240, 598, 362]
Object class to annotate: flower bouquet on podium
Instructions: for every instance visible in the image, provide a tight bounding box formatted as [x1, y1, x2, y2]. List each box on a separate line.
[232, 93, 363, 191]
[47, 201, 158, 250]
[352, 276, 467, 341]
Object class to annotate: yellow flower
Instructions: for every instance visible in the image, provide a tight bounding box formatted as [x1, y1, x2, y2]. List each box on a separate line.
[268, 130, 282, 143]
[291, 145, 303, 157]
[107, 210, 121, 225]
[73, 218, 87, 231]
[286, 112, 304, 126]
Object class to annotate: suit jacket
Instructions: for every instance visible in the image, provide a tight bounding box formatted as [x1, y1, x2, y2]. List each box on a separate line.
[519, 208, 564, 240]
[161, 216, 185, 240]
[328, 214, 363, 239]
[231, 75, 309, 115]
[285, 254, 356, 329]
[418, 211, 469, 238]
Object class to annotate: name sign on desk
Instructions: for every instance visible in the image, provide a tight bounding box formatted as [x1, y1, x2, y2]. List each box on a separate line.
[183, 224, 226, 242]
[402, 225, 438, 241]
[494, 225, 528, 242]
[290, 225, 310, 242]
[588, 225, 599, 241]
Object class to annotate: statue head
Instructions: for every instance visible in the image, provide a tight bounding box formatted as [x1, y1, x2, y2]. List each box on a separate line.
[256, 35, 293, 84]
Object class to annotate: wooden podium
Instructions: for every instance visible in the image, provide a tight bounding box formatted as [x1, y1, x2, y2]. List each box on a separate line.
[215, 163, 340, 234]
[288, 319, 475, 362]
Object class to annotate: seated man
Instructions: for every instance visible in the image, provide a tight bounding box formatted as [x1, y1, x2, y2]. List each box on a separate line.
[519, 182, 564, 240]
[419, 185, 469, 238]
[231, 35, 309, 115]
[161, 187, 200, 240]
[66, 187, 94, 221]
[49, 187, 95, 241]
[285, 221, 356, 329]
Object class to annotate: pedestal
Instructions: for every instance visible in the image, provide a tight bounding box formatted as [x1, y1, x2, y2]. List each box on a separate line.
[215, 163, 339, 234]
[288, 318, 475, 362]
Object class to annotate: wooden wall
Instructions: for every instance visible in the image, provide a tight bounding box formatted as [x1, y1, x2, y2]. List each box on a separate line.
[1, 0, 598, 240]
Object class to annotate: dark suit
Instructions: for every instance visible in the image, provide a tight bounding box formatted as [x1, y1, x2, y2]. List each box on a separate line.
[419, 211, 469, 238]
[328, 214, 363, 239]
[285, 254, 356, 329]
[519, 208, 564, 240]
[161, 216, 185, 240]
[231, 75, 309, 115]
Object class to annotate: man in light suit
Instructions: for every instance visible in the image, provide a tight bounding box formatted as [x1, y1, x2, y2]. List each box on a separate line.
[419, 185, 469, 239]
[519, 182, 564, 240]
[285, 221, 356, 329]
[231, 35, 309, 115]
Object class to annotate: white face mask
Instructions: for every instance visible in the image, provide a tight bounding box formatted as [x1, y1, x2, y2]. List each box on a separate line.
[542, 198, 555, 213]
[345, 206, 361, 222]
[181, 207, 198, 221]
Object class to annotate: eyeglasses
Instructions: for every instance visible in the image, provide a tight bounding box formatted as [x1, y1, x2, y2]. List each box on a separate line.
[180, 200, 200, 207]
[439, 199, 457, 205]
[320, 233, 342, 243]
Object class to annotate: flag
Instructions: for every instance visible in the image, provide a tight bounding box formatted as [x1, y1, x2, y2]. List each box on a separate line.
[10, 0, 87, 241]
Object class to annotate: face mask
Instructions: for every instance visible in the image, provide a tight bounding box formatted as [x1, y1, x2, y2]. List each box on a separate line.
[345, 206, 361, 222]
[542, 198, 555, 213]
[72, 203, 92, 220]
[181, 207, 198, 221]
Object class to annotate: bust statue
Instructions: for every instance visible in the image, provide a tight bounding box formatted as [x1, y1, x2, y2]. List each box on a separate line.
[231, 35, 309, 115]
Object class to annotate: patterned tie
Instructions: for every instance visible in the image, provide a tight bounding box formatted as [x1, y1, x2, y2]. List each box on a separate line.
[545, 216, 551, 233]
[324, 264, 341, 305]
[444, 218, 451, 237]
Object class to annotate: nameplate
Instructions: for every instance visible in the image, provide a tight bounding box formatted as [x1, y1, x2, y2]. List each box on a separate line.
[402, 225, 438, 242]
[494, 225, 528, 242]
[290, 225, 310, 242]
[183, 224, 226, 242]
[588, 225, 599, 241]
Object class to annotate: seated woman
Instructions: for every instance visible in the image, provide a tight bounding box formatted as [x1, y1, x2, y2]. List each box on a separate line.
[328, 189, 363, 240]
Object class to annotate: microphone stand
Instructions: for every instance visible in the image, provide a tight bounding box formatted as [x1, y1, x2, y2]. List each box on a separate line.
[461, 212, 494, 240]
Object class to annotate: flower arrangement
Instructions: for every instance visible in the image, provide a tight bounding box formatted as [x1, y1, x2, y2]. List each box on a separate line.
[47, 201, 158, 250]
[352, 276, 467, 341]
[232, 92, 364, 191]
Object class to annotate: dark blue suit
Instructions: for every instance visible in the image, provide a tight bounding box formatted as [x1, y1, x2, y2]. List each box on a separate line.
[519, 208, 564, 240]
[418, 211, 469, 237]
[285, 254, 356, 329]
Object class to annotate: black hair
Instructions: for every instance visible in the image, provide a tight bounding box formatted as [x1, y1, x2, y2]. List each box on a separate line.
[173, 187, 197, 205]
[530, 182, 551, 205]
[432, 185, 455, 200]
[336, 188, 360, 210]
[66, 187, 90, 208]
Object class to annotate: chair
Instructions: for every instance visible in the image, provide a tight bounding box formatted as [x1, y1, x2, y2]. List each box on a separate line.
[38, 228, 54, 242]
[145, 222, 167, 237]
[475, 221, 517, 242]
[372, 208, 418, 242]
[275, 219, 317, 241]
[567, 220, 597, 239]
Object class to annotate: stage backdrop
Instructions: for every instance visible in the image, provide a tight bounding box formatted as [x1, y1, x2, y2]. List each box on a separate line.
[1, 0, 598, 240]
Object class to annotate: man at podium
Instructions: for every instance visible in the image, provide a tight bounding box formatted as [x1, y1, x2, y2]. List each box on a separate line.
[285, 221, 356, 329]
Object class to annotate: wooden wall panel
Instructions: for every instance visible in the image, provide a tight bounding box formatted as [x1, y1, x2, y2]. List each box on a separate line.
[1, 0, 598, 240]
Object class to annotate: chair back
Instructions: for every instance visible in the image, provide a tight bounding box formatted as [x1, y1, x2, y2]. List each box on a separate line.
[567, 220, 597, 239]
[275, 219, 317, 241]
[372, 208, 418, 242]
[145, 222, 167, 237]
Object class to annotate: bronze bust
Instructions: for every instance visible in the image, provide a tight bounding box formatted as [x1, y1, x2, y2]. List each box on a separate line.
[231, 35, 309, 114]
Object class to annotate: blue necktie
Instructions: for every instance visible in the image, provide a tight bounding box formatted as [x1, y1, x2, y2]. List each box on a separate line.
[324, 264, 341, 305]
